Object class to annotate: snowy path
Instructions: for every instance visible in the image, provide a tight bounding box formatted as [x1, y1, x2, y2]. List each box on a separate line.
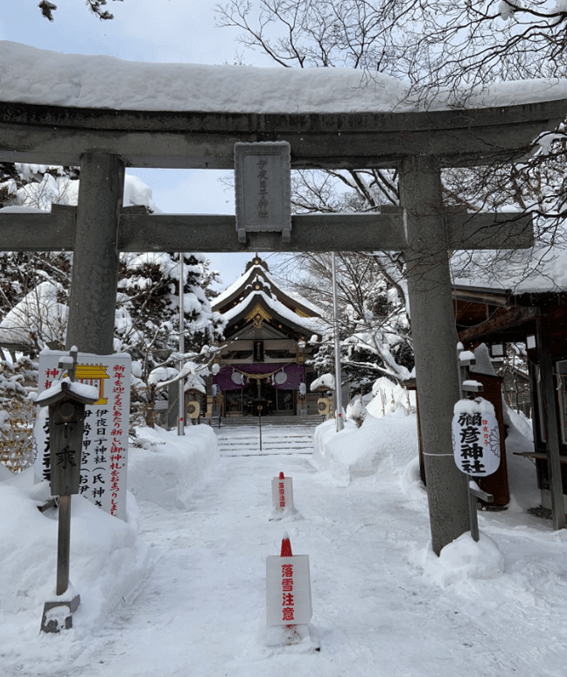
[16, 425, 567, 677]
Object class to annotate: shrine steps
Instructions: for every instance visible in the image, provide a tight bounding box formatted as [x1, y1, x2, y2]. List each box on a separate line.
[213, 419, 320, 457]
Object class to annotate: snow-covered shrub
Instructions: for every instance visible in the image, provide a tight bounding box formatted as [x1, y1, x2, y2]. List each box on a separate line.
[0, 356, 38, 473]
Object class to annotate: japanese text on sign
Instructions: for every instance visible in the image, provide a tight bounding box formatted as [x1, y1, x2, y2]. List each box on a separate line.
[266, 555, 312, 626]
[451, 399, 500, 477]
[234, 142, 291, 237]
[271, 476, 294, 513]
[34, 351, 131, 520]
[281, 563, 294, 622]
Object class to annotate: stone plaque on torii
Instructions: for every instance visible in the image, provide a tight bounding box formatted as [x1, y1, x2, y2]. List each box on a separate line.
[0, 95, 565, 554]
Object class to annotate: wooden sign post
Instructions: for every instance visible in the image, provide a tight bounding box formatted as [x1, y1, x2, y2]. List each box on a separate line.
[36, 349, 98, 633]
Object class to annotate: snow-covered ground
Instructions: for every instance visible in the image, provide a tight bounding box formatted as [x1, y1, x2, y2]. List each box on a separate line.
[2, 408, 567, 677]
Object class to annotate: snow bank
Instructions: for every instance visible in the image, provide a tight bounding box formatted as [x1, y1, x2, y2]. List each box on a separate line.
[312, 411, 418, 482]
[128, 424, 219, 509]
[0, 469, 149, 635]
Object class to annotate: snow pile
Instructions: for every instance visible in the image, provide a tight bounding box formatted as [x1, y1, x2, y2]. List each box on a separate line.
[35, 377, 99, 405]
[122, 174, 158, 213]
[2, 41, 567, 114]
[1, 408, 565, 675]
[313, 411, 418, 482]
[422, 531, 505, 587]
[502, 409, 540, 511]
[0, 469, 150, 635]
[128, 424, 219, 509]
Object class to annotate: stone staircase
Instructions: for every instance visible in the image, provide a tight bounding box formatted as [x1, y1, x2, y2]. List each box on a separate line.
[220, 414, 323, 427]
[214, 417, 321, 456]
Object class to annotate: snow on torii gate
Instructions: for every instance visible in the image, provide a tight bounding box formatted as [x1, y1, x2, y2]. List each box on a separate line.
[0, 72, 565, 554]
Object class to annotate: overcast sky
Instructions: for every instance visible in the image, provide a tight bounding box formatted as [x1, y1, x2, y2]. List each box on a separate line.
[1, 0, 280, 288]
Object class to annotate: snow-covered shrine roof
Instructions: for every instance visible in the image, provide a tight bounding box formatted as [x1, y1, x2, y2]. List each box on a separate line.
[222, 290, 324, 338]
[452, 246, 567, 298]
[212, 262, 320, 318]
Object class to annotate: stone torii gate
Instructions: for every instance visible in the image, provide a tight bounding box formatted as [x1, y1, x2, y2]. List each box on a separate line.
[1, 96, 565, 554]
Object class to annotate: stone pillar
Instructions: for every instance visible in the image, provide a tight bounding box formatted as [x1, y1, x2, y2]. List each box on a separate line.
[399, 155, 469, 555]
[66, 152, 125, 355]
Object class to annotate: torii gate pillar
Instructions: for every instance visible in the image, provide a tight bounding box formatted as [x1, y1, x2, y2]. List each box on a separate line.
[66, 152, 124, 354]
[400, 155, 469, 555]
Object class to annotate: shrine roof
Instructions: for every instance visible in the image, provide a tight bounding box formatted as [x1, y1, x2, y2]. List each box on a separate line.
[222, 290, 324, 338]
[212, 263, 321, 318]
[452, 245, 567, 298]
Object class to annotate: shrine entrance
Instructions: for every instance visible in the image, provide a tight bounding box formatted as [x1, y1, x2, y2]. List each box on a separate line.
[222, 383, 296, 416]
[210, 255, 320, 419]
[1, 65, 565, 552]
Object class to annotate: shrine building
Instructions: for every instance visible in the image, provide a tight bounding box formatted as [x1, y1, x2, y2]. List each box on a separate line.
[209, 256, 324, 418]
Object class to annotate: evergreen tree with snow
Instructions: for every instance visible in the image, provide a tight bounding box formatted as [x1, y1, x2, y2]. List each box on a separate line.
[0, 163, 225, 432]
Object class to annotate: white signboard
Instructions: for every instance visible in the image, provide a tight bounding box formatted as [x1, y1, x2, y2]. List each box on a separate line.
[452, 398, 501, 477]
[34, 351, 131, 520]
[271, 476, 294, 512]
[266, 555, 312, 626]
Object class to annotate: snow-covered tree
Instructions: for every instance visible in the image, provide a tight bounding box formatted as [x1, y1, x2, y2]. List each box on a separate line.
[0, 163, 225, 429]
[218, 0, 567, 248]
[0, 163, 76, 351]
[116, 251, 225, 426]
[217, 0, 567, 99]
[219, 0, 567, 396]
[276, 251, 412, 392]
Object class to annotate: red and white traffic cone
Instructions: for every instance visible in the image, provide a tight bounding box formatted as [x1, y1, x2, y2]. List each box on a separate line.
[271, 472, 295, 518]
[281, 531, 293, 557]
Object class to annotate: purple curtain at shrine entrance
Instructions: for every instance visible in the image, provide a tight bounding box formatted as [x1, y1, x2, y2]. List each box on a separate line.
[213, 364, 305, 391]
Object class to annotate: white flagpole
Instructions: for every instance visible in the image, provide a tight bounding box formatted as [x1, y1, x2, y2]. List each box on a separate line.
[178, 253, 185, 436]
[332, 252, 344, 432]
